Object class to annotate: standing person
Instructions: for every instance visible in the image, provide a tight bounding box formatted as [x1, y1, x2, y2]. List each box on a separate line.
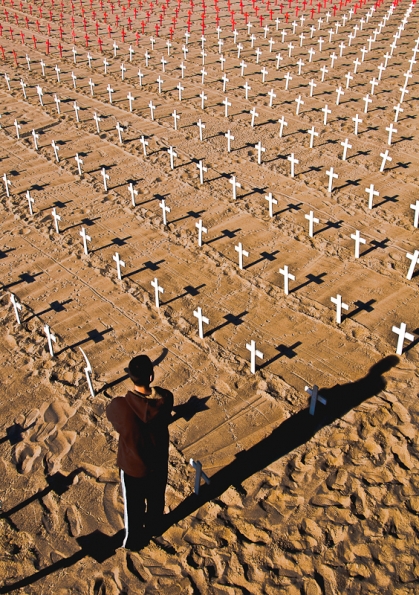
[106, 354, 173, 550]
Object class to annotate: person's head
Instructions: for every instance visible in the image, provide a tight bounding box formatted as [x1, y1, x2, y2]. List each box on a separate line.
[128, 355, 154, 388]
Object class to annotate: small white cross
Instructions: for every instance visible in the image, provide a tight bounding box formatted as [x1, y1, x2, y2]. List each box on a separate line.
[93, 112, 101, 133]
[223, 97, 231, 118]
[44, 324, 57, 357]
[392, 322, 414, 355]
[386, 123, 397, 145]
[278, 115, 288, 138]
[331, 294, 349, 324]
[255, 141, 266, 165]
[73, 101, 80, 123]
[101, 167, 110, 192]
[308, 126, 318, 149]
[120, 63, 126, 80]
[107, 84, 114, 104]
[161, 56, 168, 72]
[159, 198, 171, 225]
[2, 173, 11, 197]
[103, 58, 109, 74]
[393, 103, 403, 122]
[406, 250, 419, 280]
[26, 190, 34, 215]
[235, 242, 249, 270]
[276, 52, 283, 69]
[200, 91, 207, 110]
[268, 89, 276, 107]
[379, 150, 392, 172]
[335, 86, 345, 105]
[138, 69, 144, 86]
[127, 92, 134, 112]
[284, 71, 292, 90]
[309, 79, 317, 97]
[261, 67, 268, 83]
[149, 101, 156, 120]
[179, 62, 186, 79]
[189, 459, 210, 495]
[322, 104, 331, 125]
[201, 68, 207, 84]
[140, 136, 148, 157]
[197, 160, 207, 185]
[177, 83, 184, 102]
[10, 293, 23, 325]
[128, 182, 138, 207]
[36, 85, 43, 106]
[20, 79, 27, 99]
[250, 107, 259, 128]
[352, 114, 362, 135]
[288, 153, 299, 178]
[410, 200, 419, 228]
[113, 252, 126, 280]
[295, 95, 304, 116]
[370, 77, 379, 95]
[80, 227, 92, 255]
[71, 71, 77, 89]
[365, 184, 379, 209]
[167, 146, 177, 170]
[305, 210, 319, 237]
[88, 79, 95, 96]
[51, 140, 60, 162]
[305, 385, 327, 415]
[52, 207, 61, 233]
[72, 46, 78, 63]
[151, 277, 164, 307]
[75, 153, 83, 175]
[113, 41, 119, 58]
[225, 130, 234, 152]
[116, 122, 124, 144]
[197, 119, 205, 141]
[129, 46, 135, 62]
[87, 52, 93, 68]
[222, 73, 229, 92]
[340, 138, 352, 161]
[194, 306, 209, 339]
[14, 119, 21, 139]
[172, 109, 180, 131]
[54, 64, 61, 81]
[350, 229, 366, 258]
[229, 175, 241, 200]
[279, 265, 295, 295]
[363, 93, 372, 113]
[246, 340, 263, 374]
[265, 192, 278, 217]
[320, 65, 328, 82]
[196, 219, 208, 247]
[243, 81, 251, 100]
[326, 167, 338, 192]
[345, 71, 353, 89]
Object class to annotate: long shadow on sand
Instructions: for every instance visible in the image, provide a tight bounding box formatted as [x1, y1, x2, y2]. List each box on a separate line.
[0, 355, 399, 593]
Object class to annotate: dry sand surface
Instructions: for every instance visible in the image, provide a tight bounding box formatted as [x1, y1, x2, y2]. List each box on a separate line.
[0, 0, 418, 591]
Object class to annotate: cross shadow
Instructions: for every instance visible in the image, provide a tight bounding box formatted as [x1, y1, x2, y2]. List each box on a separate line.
[275, 202, 303, 215]
[374, 195, 398, 208]
[299, 165, 322, 176]
[387, 161, 411, 171]
[404, 328, 419, 354]
[313, 220, 343, 236]
[335, 179, 361, 191]
[24, 299, 73, 322]
[62, 216, 101, 233]
[0, 421, 36, 446]
[291, 272, 327, 293]
[171, 395, 211, 422]
[2, 272, 43, 291]
[206, 228, 241, 244]
[361, 238, 389, 257]
[90, 236, 131, 253]
[162, 284, 206, 306]
[347, 150, 370, 160]
[259, 341, 302, 370]
[344, 299, 376, 320]
[57, 328, 113, 355]
[0, 247, 14, 259]
[245, 249, 280, 269]
[170, 210, 205, 224]
[239, 186, 267, 200]
[392, 135, 414, 145]
[123, 259, 165, 279]
[206, 311, 248, 336]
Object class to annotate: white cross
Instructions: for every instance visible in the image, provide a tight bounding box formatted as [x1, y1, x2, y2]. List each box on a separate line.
[197, 160, 207, 185]
[197, 119, 205, 141]
[182, 44, 188, 60]
[51, 207, 61, 233]
[353, 57, 361, 73]
[151, 277, 164, 307]
[196, 219, 208, 247]
[380, 150, 392, 172]
[71, 71, 77, 89]
[393, 103, 403, 123]
[308, 126, 318, 148]
[377, 63, 385, 80]
[340, 138, 352, 161]
[200, 92, 207, 110]
[369, 77, 379, 95]
[365, 184, 379, 209]
[10, 293, 23, 325]
[180, 62, 186, 78]
[278, 115, 288, 138]
[363, 93, 372, 113]
[326, 167, 338, 192]
[305, 210, 319, 237]
[335, 86, 345, 105]
[107, 84, 114, 103]
[119, 63, 126, 81]
[138, 69, 144, 86]
[36, 85, 43, 106]
[345, 71, 353, 89]
[113, 41, 119, 58]
[2, 173, 11, 197]
[161, 56, 168, 72]
[246, 340, 263, 374]
[279, 265, 295, 295]
[72, 46, 78, 63]
[193, 306, 209, 339]
[250, 107, 259, 128]
[73, 101, 80, 123]
[80, 227, 92, 255]
[229, 175, 241, 200]
[93, 112, 101, 133]
[308, 47, 316, 62]
[305, 385, 327, 416]
[88, 79, 95, 96]
[80, 347, 94, 397]
[201, 68, 207, 84]
[177, 83, 184, 101]
[113, 252, 126, 280]
[322, 104, 331, 125]
[410, 200, 419, 228]
[288, 153, 299, 178]
[276, 52, 283, 69]
[262, 67, 269, 83]
[44, 324, 57, 357]
[149, 101, 156, 120]
[269, 38, 275, 52]
[237, 43, 243, 59]
[222, 74, 229, 92]
[140, 136, 148, 157]
[14, 119, 21, 139]
[87, 52, 92, 68]
[330, 52, 337, 68]
[352, 114, 362, 135]
[284, 72, 292, 90]
[159, 198, 171, 225]
[309, 79, 317, 97]
[101, 167, 110, 191]
[167, 146, 177, 170]
[331, 294, 349, 324]
[54, 64, 61, 82]
[265, 192, 278, 217]
[288, 42, 294, 57]
[26, 190, 34, 215]
[255, 141, 266, 165]
[51, 140, 60, 162]
[75, 153, 83, 175]
[225, 130, 234, 153]
[295, 95, 304, 115]
[114, 122, 124, 145]
[20, 79, 27, 99]
[243, 81, 251, 100]
[127, 92, 134, 112]
[351, 229, 366, 258]
[103, 58, 109, 73]
[406, 250, 419, 280]
[189, 459, 210, 495]
[223, 97, 231, 118]
[128, 182, 138, 207]
[172, 110, 180, 130]
[392, 322, 414, 355]
[268, 89, 276, 107]
[129, 46, 135, 62]
[386, 123, 397, 145]
[235, 242, 249, 270]
[25, 55, 31, 70]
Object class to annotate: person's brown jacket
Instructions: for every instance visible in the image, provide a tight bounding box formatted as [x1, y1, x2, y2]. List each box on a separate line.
[106, 387, 173, 478]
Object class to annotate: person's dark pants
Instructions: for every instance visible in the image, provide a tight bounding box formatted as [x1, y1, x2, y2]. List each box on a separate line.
[120, 470, 167, 549]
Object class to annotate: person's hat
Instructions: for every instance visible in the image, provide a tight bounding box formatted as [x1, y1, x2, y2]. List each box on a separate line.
[128, 355, 153, 386]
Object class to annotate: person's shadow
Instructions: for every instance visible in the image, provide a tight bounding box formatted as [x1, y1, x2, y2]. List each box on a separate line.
[0, 355, 399, 594]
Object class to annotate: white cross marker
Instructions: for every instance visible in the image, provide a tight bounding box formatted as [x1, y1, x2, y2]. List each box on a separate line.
[128, 182, 138, 207]
[308, 126, 319, 148]
[322, 104, 331, 125]
[167, 146, 177, 170]
[195, 219, 208, 247]
[278, 115, 288, 138]
[44, 324, 57, 357]
[80, 227, 91, 255]
[127, 92, 134, 112]
[392, 322, 414, 355]
[250, 107, 259, 127]
[305, 385, 327, 415]
[120, 63, 126, 80]
[10, 293, 23, 324]
[223, 97, 231, 117]
[352, 114, 362, 135]
[406, 250, 419, 280]
[265, 192, 278, 217]
[20, 79, 27, 99]
[279, 265, 295, 295]
[350, 229, 366, 258]
[295, 95, 304, 115]
[243, 81, 251, 99]
[284, 72, 292, 90]
[75, 153, 83, 175]
[246, 340, 263, 374]
[116, 122, 124, 144]
[2, 173, 11, 197]
[326, 167, 338, 192]
[79, 347, 95, 397]
[235, 242, 249, 270]
[331, 294, 349, 324]
[255, 141, 266, 165]
[151, 277, 164, 307]
[149, 101, 156, 120]
[26, 190, 34, 215]
[71, 71, 77, 89]
[288, 153, 299, 178]
[225, 130, 234, 153]
[107, 84, 114, 104]
[197, 119, 205, 141]
[103, 58, 109, 73]
[140, 136, 148, 157]
[189, 459, 210, 495]
[32, 129, 39, 151]
[386, 123, 397, 145]
[379, 150, 392, 172]
[93, 112, 101, 133]
[177, 82, 184, 101]
[365, 184, 379, 209]
[52, 207, 61, 233]
[268, 89, 276, 107]
[73, 101, 80, 123]
[14, 119, 21, 139]
[197, 160, 207, 185]
[394, 103, 403, 123]
[193, 306, 209, 339]
[335, 86, 345, 105]
[363, 93, 372, 113]
[113, 252, 126, 280]
[340, 138, 352, 161]
[36, 85, 43, 106]
[229, 175, 241, 200]
[159, 199, 170, 225]
[305, 210, 319, 237]
[410, 200, 419, 228]
[51, 140, 60, 162]
[172, 110, 180, 130]
[101, 167, 110, 191]
[200, 92, 207, 109]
